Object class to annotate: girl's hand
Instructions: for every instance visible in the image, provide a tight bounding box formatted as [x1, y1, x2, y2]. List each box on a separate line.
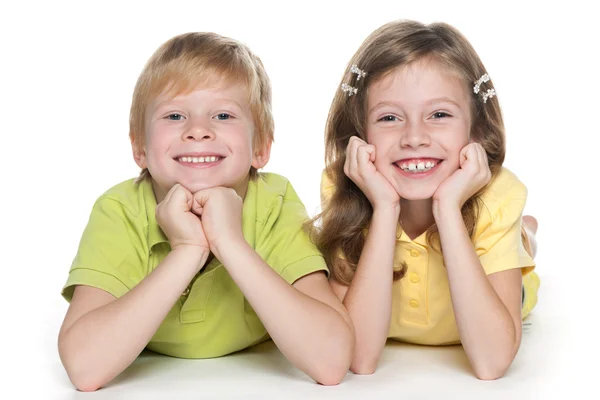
[156, 184, 210, 253]
[344, 136, 400, 212]
[433, 142, 491, 214]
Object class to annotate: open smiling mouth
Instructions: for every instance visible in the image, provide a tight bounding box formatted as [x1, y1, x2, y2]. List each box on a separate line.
[175, 155, 224, 167]
[394, 159, 442, 174]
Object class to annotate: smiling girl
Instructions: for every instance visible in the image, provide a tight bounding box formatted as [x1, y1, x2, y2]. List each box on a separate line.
[311, 19, 540, 380]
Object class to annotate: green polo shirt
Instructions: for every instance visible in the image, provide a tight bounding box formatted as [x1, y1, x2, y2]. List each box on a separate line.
[61, 172, 328, 358]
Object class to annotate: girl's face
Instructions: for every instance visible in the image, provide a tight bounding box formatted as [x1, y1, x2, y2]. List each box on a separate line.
[365, 59, 473, 200]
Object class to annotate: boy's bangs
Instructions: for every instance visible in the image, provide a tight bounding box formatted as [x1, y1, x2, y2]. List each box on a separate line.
[148, 59, 254, 103]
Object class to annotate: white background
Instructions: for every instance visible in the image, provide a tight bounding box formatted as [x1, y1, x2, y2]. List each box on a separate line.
[1, 0, 598, 398]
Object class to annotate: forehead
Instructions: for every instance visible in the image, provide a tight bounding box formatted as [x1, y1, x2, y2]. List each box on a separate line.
[368, 59, 470, 108]
[148, 78, 252, 115]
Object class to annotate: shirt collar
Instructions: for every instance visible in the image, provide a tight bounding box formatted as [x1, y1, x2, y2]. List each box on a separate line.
[396, 223, 429, 247]
[140, 178, 169, 249]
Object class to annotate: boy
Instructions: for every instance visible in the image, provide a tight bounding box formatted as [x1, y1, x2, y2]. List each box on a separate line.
[58, 32, 354, 392]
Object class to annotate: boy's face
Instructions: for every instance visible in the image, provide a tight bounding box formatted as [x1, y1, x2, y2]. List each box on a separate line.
[134, 84, 269, 202]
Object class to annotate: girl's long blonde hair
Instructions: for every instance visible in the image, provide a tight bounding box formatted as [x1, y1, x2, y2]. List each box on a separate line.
[309, 20, 506, 285]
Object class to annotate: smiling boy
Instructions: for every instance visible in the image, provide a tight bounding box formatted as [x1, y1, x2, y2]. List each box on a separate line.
[58, 32, 354, 392]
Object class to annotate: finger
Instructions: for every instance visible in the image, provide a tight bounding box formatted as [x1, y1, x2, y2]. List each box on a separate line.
[475, 144, 491, 180]
[193, 188, 212, 208]
[479, 144, 489, 168]
[459, 145, 470, 168]
[192, 204, 203, 216]
[171, 185, 193, 211]
[162, 183, 180, 205]
[346, 137, 360, 176]
[356, 145, 375, 178]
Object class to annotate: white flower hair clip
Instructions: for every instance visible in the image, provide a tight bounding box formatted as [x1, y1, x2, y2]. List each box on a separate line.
[350, 64, 367, 81]
[340, 64, 367, 96]
[473, 73, 496, 103]
[341, 83, 358, 96]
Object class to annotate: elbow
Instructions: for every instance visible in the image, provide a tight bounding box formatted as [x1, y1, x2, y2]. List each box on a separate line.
[348, 340, 383, 375]
[349, 345, 380, 375]
[71, 378, 104, 393]
[471, 354, 514, 381]
[314, 367, 348, 386]
[350, 359, 378, 375]
[59, 340, 106, 392]
[471, 329, 520, 380]
[61, 356, 106, 392]
[312, 335, 354, 386]
[310, 354, 351, 386]
[473, 365, 508, 381]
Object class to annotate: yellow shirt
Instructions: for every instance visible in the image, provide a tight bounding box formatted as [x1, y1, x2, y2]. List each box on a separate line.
[62, 173, 328, 358]
[321, 167, 537, 346]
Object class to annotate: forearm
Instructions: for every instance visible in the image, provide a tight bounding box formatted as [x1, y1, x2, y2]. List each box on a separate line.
[436, 206, 518, 377]
[217, 242, 353, 385]
[342, 208, 399, 373]
[59, 246, 208, 390]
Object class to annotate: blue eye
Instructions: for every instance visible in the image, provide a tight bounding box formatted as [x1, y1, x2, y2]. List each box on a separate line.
[167, 113, 183, 120]
[215, 113, 231, 120]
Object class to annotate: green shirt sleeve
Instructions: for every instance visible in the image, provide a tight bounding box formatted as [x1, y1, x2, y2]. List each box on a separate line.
[61, 196, 149, 302]
[256, 179, 329, 285]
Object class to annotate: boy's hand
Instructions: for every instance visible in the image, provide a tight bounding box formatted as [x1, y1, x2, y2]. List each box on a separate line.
[156, 184, 210, 253]
[344, 136, 400, 213]
[433, 142, 491, 214]
[192, 187, 245, 261]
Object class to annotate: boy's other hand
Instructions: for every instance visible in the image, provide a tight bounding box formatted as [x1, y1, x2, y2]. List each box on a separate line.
[192, 187, 244, 261]
[156, 183, 210, 253]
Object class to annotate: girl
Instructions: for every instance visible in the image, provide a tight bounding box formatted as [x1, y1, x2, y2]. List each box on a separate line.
[311, 19, 540, 380]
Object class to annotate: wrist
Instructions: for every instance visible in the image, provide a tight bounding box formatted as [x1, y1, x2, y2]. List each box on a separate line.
[433, 200, 462, 225]
[211, 235, 248, 263]
[171, 245, 210, 268]
[372, 203, 401, 219]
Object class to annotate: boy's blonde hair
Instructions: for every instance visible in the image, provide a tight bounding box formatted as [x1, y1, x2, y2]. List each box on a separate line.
[309, 20, 506, 285]
[129, 32, 274, 181]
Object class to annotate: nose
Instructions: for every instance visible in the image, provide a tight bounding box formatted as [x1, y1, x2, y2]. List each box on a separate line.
[182, 119, 215, 142]
[400, 120, 430, 148]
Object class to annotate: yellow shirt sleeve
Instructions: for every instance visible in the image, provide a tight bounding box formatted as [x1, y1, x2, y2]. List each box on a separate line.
[61, 197, 148, 301]
[256, 178, 329, 284]
[320, 169, 335, 207]
[473, 169, 535, 276]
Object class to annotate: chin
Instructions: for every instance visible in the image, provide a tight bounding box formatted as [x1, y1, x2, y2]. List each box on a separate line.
[181, 180, 221, 193]
[396, 187, 437, 201]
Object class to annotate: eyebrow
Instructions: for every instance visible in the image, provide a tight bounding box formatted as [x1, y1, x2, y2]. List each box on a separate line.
[368, 97, 463, 115]
[153, 97, 246, 112]
[424, 97, 463, 109]
[368, 101, 401, 115]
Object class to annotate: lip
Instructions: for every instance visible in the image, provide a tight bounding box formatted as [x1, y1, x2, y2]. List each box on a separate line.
[173, 152, 225, 158]
[396, 157, 441, 164]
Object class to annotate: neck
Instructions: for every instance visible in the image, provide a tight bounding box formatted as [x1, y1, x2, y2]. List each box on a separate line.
[399, 198, 435, 241]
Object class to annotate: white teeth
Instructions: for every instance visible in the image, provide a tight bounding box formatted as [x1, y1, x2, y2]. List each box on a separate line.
[178, 156, 220, 163]
[400, 160, 438, 172]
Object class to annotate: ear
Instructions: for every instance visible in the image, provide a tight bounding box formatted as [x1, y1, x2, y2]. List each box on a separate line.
[131, 135, 147, 169]
[251, 139, 272, 170]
